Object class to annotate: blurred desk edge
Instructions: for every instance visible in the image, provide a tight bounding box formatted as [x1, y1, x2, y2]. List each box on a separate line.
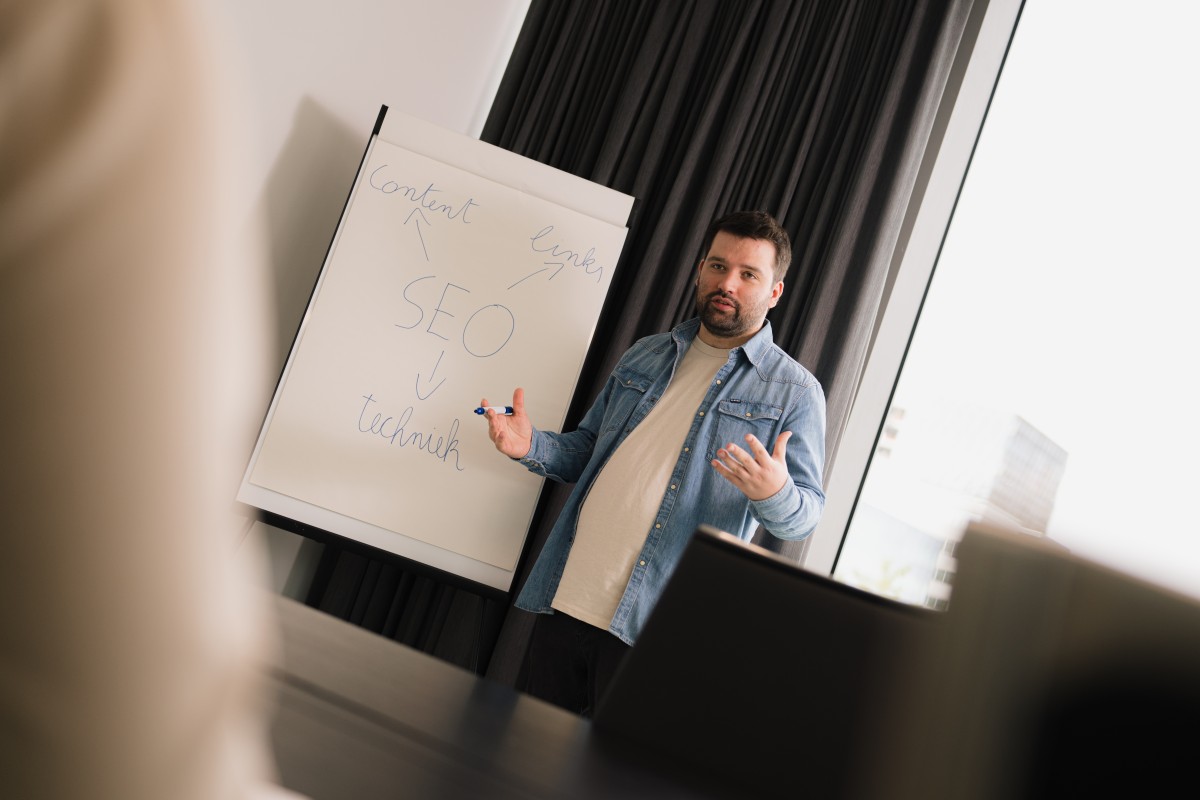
[265, 594, 729, 799]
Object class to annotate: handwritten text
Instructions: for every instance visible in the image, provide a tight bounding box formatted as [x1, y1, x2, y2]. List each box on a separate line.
[395, 276, 515, 358]
[509, 225, 605, 288]
[370, 165, 480, 224]
[357, 393, 464, 471]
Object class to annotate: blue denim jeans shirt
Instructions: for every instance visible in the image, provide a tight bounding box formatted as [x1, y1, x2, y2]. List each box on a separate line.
[515, 318, 826, 645]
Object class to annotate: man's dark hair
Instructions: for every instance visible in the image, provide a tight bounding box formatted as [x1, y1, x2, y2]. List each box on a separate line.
[700, 210, 793, 281]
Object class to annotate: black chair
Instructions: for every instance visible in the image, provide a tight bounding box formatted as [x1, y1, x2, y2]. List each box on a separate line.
[593, 526, 936, 798]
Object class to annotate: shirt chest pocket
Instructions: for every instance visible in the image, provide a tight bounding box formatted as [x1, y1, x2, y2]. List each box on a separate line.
[710, 399, 783, 456]
[605, 364, 653, 433]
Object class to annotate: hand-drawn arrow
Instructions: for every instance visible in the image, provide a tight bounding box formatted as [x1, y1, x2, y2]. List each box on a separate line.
[507, 260, 565, 290]
[405, 208, 431, 261]
[415, 349, 446, 400]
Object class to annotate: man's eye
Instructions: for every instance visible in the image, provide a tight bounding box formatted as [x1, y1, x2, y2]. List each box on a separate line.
[743, 272, 758, 281]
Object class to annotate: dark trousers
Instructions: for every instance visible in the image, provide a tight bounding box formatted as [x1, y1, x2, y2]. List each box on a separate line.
[523, 610, 631, 717]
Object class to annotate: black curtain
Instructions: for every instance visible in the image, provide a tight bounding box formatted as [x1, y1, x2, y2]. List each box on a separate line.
[302, 540, 506, 673]
[305, 0, 976, 683]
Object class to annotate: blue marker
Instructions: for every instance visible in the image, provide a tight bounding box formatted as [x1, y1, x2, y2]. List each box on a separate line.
[474, 406, 514, 416]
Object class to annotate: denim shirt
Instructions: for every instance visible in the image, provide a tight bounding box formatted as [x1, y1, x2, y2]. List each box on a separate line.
[515, 318, 826, 645]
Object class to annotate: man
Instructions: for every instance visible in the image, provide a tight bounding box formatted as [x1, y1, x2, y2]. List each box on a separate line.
[480, 210, 826, 715]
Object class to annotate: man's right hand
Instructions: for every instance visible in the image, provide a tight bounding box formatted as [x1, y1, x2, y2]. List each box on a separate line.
[480, 387, 533, 459]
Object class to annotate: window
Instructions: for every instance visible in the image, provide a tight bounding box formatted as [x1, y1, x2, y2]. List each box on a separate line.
[817, 0, 1200, 607]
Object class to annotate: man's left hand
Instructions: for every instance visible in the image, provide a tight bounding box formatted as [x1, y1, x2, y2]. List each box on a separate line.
[711, 431, 792, 501]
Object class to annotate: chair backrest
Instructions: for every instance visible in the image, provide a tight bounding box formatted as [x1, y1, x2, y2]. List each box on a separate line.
[864, 521, 1200, 800]
[592, 525, 936, 798]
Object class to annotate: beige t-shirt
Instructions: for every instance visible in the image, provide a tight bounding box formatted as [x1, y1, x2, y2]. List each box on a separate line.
[551, 338, 730, 628]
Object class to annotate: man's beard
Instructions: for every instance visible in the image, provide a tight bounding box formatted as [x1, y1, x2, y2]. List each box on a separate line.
[697, 291, 753, 339]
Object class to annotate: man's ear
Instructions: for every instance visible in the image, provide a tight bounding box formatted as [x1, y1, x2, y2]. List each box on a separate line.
[769, 280, 785, 307]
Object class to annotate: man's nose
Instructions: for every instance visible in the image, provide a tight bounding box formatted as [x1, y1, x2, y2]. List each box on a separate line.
[716, 273, 740, 293]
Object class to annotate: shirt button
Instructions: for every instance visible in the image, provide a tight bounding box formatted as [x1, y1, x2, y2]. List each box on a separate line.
[684, 447, 690, 453]
[639, 560, 646, 566]
[670, 484, 677, 490]
[698, 410, 705, 417]
[716, 379, 722, 385]
[655, 523, 661, 529]
[745, 412, 752, 418]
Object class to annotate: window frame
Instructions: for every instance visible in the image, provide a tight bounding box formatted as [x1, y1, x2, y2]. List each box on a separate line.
[803, 0, 1027, 577]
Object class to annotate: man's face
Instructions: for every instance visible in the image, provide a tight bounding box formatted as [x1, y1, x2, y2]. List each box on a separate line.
[694, 231, 784, 347]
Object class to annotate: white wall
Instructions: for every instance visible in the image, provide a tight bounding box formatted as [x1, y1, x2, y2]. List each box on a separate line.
[211, 1, 530, 595]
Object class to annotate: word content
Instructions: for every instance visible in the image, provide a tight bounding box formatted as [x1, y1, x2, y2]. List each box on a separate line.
[369, 165, 480, 223]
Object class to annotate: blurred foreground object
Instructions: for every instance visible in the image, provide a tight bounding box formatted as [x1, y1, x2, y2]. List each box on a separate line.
[866, 520, 1200, 799]
[1, 1, 278, 798]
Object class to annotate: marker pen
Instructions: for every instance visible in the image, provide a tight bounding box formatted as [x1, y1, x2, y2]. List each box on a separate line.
[474, 406, 514, 415]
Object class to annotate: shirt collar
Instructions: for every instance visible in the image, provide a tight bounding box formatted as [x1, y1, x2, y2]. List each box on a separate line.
[672, 318, 775, 365]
